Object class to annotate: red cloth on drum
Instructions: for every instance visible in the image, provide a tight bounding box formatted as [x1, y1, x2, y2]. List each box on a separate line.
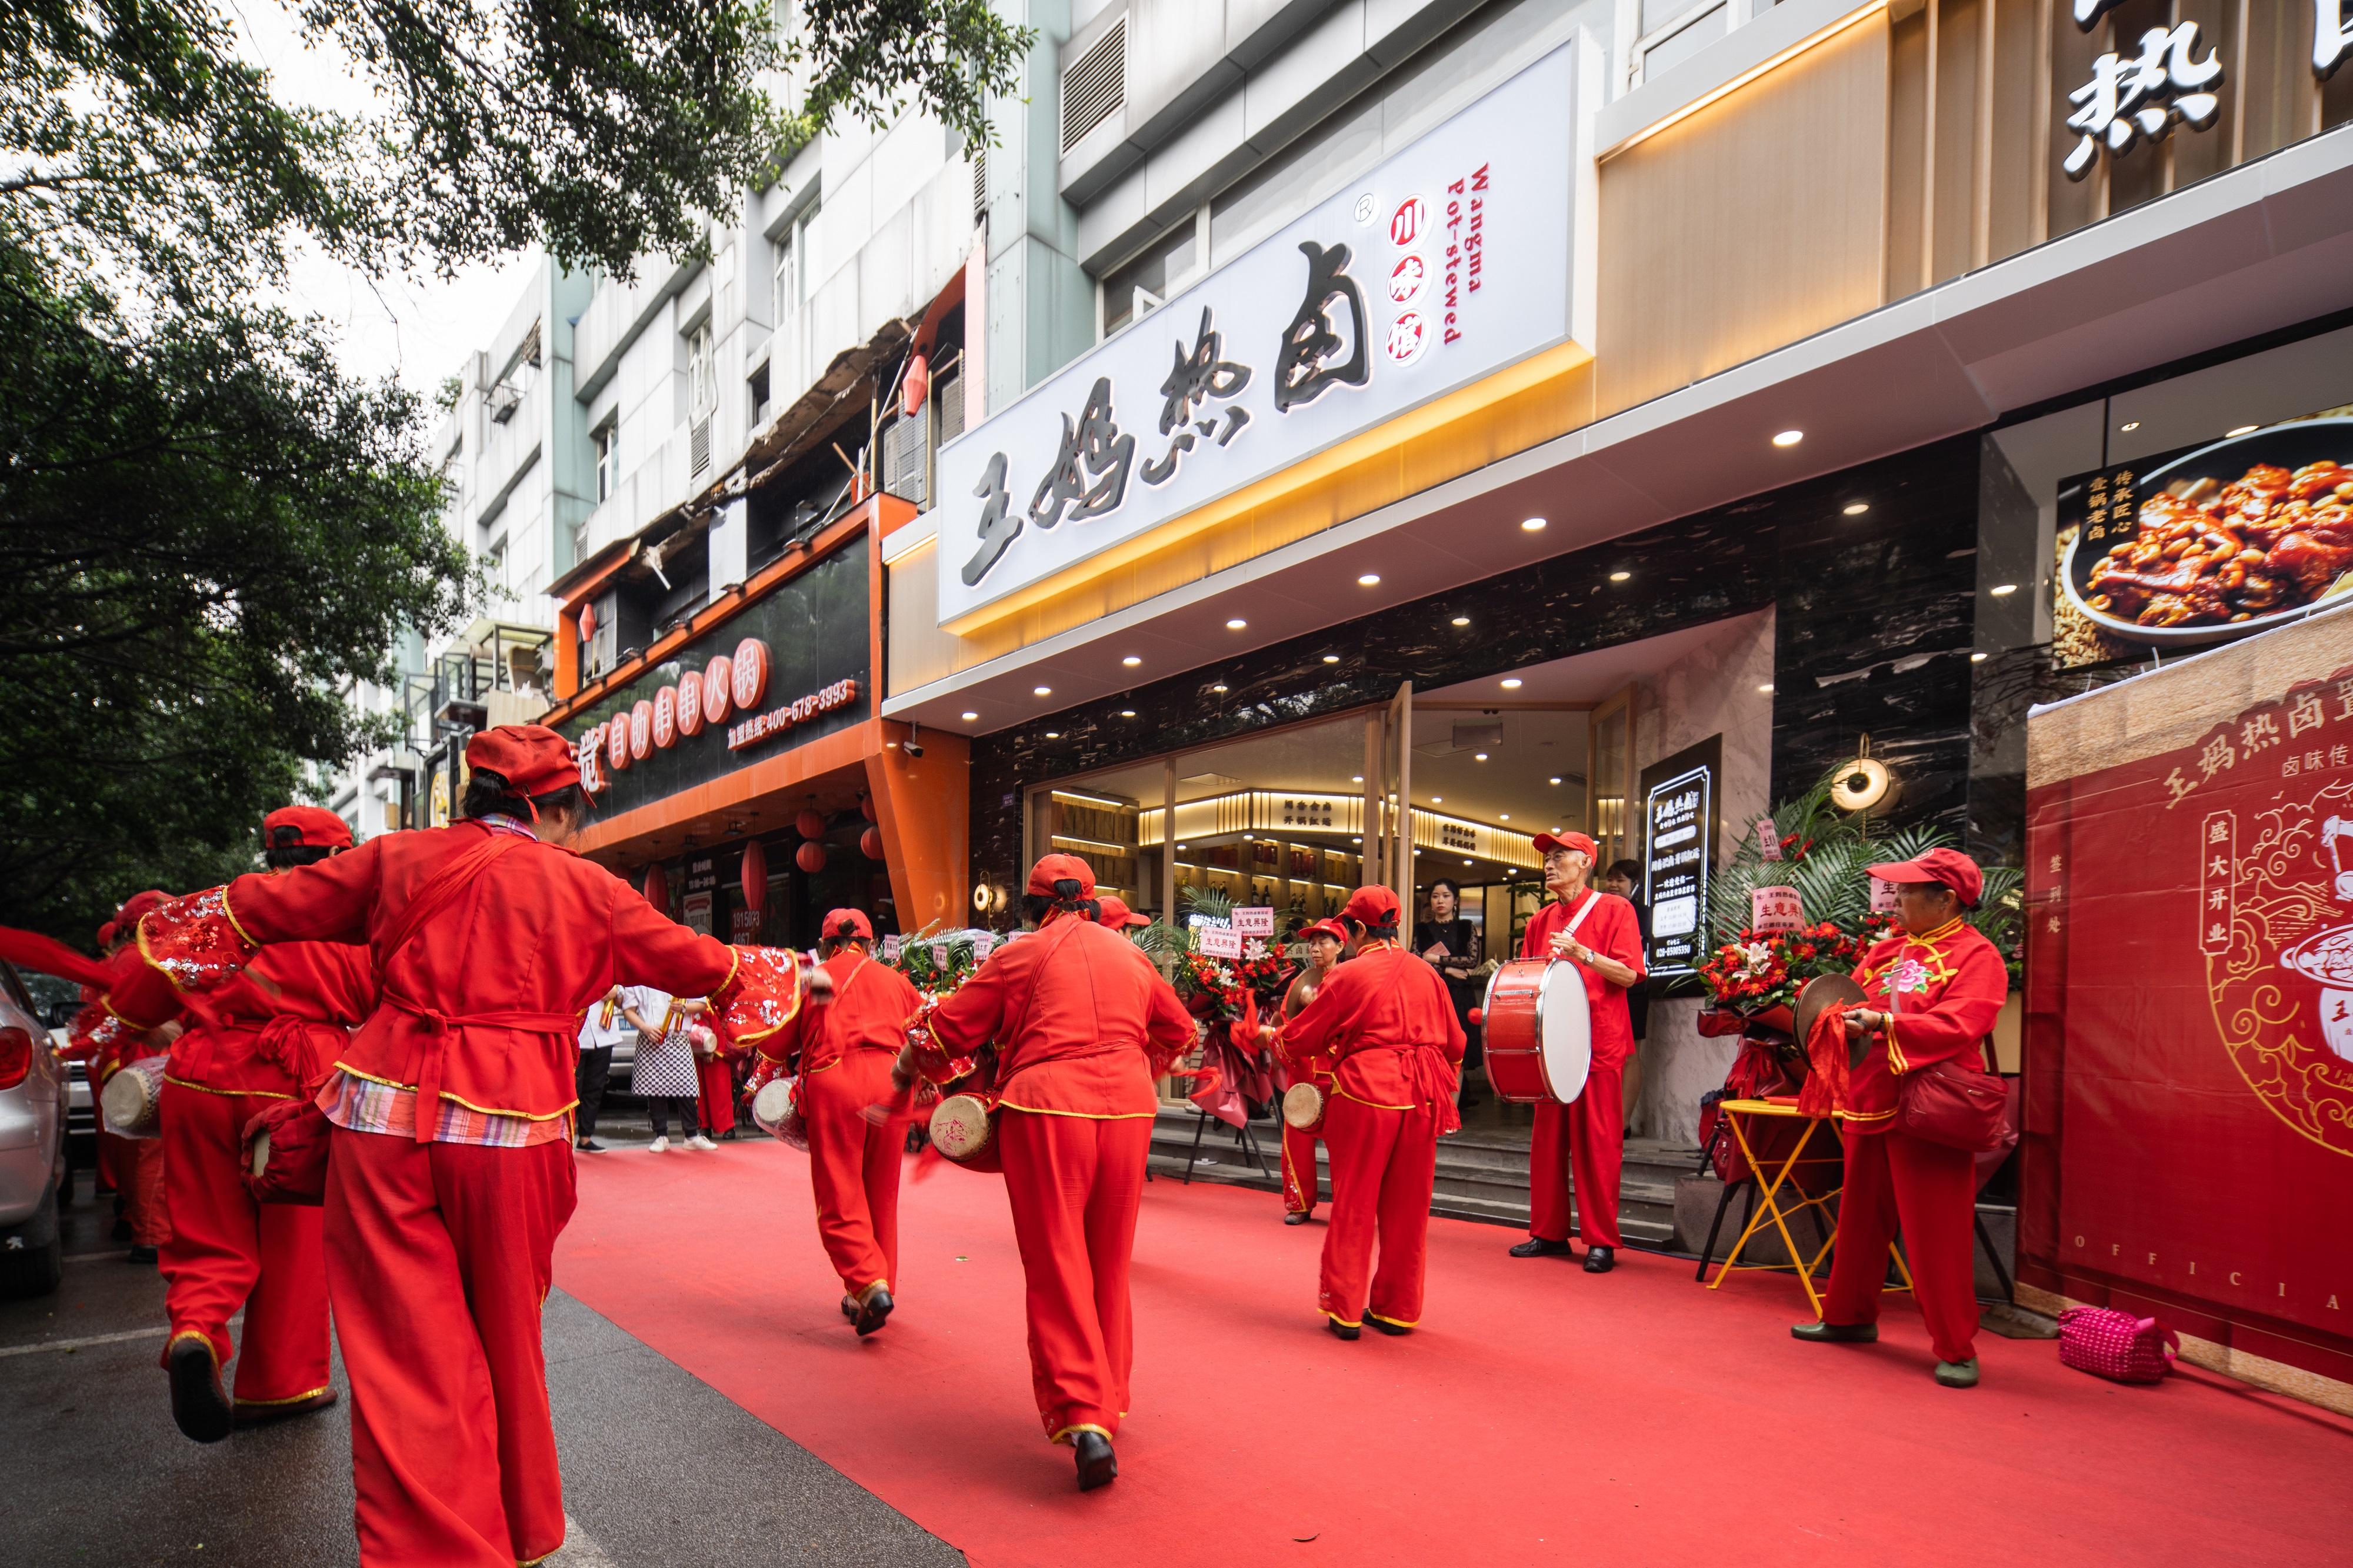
[913, 915, 1192, 1116]
[1818, 1123, 1981, 1363]
[996, 1109, 1151, 1443]
[799, 1050, 905, 1294]
[157, 1080, 330, 1404]
[325, 1125, 576, 1567]
[1528, 1065, 1625, 1247]
[1317, 1095, 1441, 1328]
[1839, 917, 2007, 1135]
[1517, 892, 1644, 1066]
[1276, 943, 1465, 1127]
[756, 950, 921, 1075]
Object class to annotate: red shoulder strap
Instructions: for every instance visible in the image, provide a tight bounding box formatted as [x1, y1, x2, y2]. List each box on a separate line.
[376, 829, 531, 965]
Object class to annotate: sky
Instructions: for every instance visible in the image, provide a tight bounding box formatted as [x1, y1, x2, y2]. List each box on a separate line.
[229, 2, 538, 398]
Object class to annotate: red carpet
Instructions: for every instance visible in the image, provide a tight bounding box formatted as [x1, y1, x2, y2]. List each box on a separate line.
[555, 1139, 2352, 1568]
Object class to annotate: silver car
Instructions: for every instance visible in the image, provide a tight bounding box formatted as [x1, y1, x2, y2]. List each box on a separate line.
[0, 959, 68, 1297]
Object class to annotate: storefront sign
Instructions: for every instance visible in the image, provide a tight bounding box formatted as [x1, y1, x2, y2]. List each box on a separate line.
[559, 542, 869, 818]
[1639, 737, 1719, 978]
[933, 43, 1582, 630]
[2022, 608, 2353, 1393]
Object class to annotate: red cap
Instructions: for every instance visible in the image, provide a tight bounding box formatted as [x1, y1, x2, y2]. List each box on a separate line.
[822, 908, 874, 942]
[1533, 830, 1599, 862]
[1026, 853, 1097, 899]
[1867, 848, 1984, 909]
[116, 890, 170, 928]
[1338, 885, 1402, 931]
[465, 723, 581, 799]
[264, 805, 353, 850]
[96, 920, 118, 950]
[1095, 895, 1150, 929]
[1298, 918, 1349, 945]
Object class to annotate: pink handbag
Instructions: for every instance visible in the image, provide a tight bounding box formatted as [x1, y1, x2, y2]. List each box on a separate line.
[2056, 1306, 2179, 1383]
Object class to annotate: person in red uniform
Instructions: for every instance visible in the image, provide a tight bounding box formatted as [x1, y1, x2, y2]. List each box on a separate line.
[899, 853, 1194, 1492]
[129, 725, 816, 1567]
[1792, 848, 2006, 1387]
[99, 806, 376, 1443]
[1511, 831, 1645, 1275]
[752, 907, 922, 1335]
[1276, 919, 1347, 1225]
[89, 893, 175, 1259]
[1274, 888, 1464, 1339]
[1094, 895, 1150, 931]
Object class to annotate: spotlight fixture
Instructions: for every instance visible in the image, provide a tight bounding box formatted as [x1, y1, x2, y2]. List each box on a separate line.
[1352, 775, 1365, 783]
[1211, 683, 1229, 693]
[1120, 709, 1136, 718]
[1225, 618, 1248, 629]
[1501, 678, 1524, 689]
[2120, 421, 2141, 432]
[1431, 796, 1443, 803]
[1044, 731, 1060, 739]
[1122, 655, 1141, 666]
[1499, 813, 1510, 821]
[1842, 502, 1869, 516]
[1474, 752, 1489, 762]
[1034, 685, 1052, 696]
[1358, 573, 1381, 586]
[960, 710, 979, 720]
[1970, 652, 1988, 663]
[1772, 429, 1804, 448]
[1758, 683, 1775, 694]
[1451, 616, 1471, 626]
[1990, 583, 2017, 596]
[1323, 654, 1340, 664]
[1521, 516, 1547, 532]
[1548, 776, 1562, 785]
[1609, 571, 1631, 582]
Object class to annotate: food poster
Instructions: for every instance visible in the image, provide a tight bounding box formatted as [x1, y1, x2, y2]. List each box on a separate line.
[2022, 606, 2353, 1387]
[2052, 408, 2353, 669]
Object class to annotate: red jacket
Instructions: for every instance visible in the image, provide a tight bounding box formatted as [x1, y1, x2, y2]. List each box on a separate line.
[1842, 918, 2007, 1134]
[761, 949, 921, 1075]
[1278, 942, 1465, 1122]
[109, 933, 374, 1097]
[1520, 891, 1646, 1068]
[915, 915, 1195, 1118]
[205, 820, 736, 1122]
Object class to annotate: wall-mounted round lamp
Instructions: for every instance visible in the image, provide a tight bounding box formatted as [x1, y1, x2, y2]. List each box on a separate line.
[1831, 756, 1894, 813]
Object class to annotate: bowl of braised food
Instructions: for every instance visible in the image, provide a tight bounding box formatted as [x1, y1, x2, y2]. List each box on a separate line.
[2064, 418, 2353, 646]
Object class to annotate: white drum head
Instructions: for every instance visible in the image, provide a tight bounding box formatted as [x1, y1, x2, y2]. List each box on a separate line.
[251, 1129, 272, 1180]
[1536, 963, 1594, 1103]
[749, 1077, 795, 1133]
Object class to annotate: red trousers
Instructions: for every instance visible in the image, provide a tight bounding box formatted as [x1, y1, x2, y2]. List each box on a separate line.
[156, 1083, 329, 1405]
[325, 1126, 577, 1567]
[799, 1053, 904, 1294]
[1821, 1126, 1982, 1364]
[695, 1054, 735, 1137]
[1529, 1058, 1624, 1247]
[1281, 1118, 1323, 1215]
[997, 1109, 1151, 1443]
[1318, 1095, 1439, 1329]
[124, 1129, 171, 1247]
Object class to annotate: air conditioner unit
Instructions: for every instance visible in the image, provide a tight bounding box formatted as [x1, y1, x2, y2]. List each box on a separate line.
[489, 383, 521, 423]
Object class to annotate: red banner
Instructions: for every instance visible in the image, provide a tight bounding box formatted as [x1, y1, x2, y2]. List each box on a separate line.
[2022, 611, 2353, 1394]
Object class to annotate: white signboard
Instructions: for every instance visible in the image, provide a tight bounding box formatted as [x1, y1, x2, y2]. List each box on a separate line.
[881, 934, 901, 962]
[934, 43, 1582, 629]
[1198, 926, 1245, 960]
[1232, 906, 1276, 937]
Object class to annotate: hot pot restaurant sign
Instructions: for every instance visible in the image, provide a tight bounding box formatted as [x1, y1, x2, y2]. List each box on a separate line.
[932, 42, 1583, 630]
[2022, 605, 2353, 1389]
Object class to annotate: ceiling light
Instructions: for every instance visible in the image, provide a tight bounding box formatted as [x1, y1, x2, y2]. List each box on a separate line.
[1989, 583, 2017, 596]
[1970, 652, 1988, 663]
[1521, 516, 1547, 532]
[1351, 836, 1362, 844]
[1501, 677, 1524, 689]
[1176, 842, 1187, 850]
[1499, 813, 1510, 820]
[1121, 655, 1141, 666]
[1609, 571, 1631, 582]
[1551, 826, 1562, 833]
[1842, 502, 1869, 516]
[1548, 776, 1562, 785]
[1358, 573, 1381, 586]
[1033, 685, 1052, 696]
[1758, 683, 1775, 694]
[960, 710, 978, 721]
[2226, 424, 2260, 437]
[1225, 618, 1248, 629]
[1120, 709, 1136, 717]
[1451, 616, 1471, 627]
[1772, 429, 1804, 448]
[1211, 683, 1228, 693]
[1474, 752, 1488, 762]
[1044, 730, 1060, 738]
[2119, 422, 2140, 432]
[1463, 858, 1473, 866]
[1322, 654, 1339, 663]
[1431, 795, 1443, 803]
[1352, 775, 1364, 783]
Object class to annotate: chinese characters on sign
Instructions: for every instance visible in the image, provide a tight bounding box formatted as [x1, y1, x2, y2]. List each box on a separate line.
[2064, 23, 2224, 180]
[1142, 307, 1252, 486]
[1274, 242, 1370, 411]
[1641, 751, 1715, 976]
[2162, 673, 2353, 809]
[1232, 906, 1277, 937]
[1751, 886, 1804, 935]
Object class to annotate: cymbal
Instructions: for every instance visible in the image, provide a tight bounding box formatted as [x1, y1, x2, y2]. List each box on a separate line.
[1792, 973, 1869, 1067]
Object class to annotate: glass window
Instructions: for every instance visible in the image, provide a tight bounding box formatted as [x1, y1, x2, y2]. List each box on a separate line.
[1639, 4, 1727, 81]
[687, 324, 715, 421]
[594, 423, 618, 502]
[770, 231, 794, 325]
[1101, 218, 1199, 337]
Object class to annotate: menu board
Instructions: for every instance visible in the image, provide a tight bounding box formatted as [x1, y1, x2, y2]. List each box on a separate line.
[1638, 736, 1720, 978]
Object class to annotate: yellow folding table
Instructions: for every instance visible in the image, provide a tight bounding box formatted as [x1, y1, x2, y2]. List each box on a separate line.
[1703, 1099, 1911, 1319]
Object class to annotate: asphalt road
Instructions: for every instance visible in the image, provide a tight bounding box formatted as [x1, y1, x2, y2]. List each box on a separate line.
[0, 1156, 965, 1568]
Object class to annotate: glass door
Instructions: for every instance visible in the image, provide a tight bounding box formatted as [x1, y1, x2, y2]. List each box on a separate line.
[1587, 682, 1638, 872]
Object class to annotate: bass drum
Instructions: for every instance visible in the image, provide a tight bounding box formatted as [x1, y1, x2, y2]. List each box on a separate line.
[1479, 959, 1592, 1105]
[1280, 1080, 1327, 1133]
[100, 1056, 169, 1139]
[929, 1092, 1002, 1172]
[749, 1077, 808, 1152]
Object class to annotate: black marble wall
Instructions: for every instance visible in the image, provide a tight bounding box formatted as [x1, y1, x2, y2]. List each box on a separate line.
[965, 435, 1987, 909]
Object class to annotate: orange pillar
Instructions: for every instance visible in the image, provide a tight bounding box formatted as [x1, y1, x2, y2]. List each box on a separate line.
[865, 727, 969, 933]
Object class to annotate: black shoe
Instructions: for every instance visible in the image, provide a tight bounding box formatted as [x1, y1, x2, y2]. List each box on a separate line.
[127, 1244, 158, 1265]
[1367, 1316, 1411, 1336]
[1325, 1316, 1361, 1341]
[167, 1336, 233, 1444]
[576, 1139, 606, 1153]
[840, 1294, 859, 1319]
[853, 1287, 895, 1337]
[1284, 1211, 1312, 1226]
[1582, 1245, 1616, 1273]
[111, 1216, 133, 1242]
[1073, 1430, 1118, 1491]
[1791, 1320, 1879, 1344]
[718, 1129, 739, 1142]
[234, 1387, 339, 1428]
[1509, 1237, 1572, 1258]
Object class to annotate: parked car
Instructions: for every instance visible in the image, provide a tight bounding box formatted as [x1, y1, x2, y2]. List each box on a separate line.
[0, 960, 68, 1297]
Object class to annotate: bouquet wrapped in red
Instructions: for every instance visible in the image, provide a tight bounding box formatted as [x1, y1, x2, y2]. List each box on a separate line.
[1697, 920, 1878, 1024]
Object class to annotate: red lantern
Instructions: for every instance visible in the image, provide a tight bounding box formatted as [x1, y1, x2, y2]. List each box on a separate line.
[795, 805, 827, 840]
[741, 839, 767, 913]
[576, 600, 597, 645]
[902, 353, 929, 418]
[795, 841, 827, 875]
[642, 861, 669, 916]
[859, 793, 878, 822]
[859, 825, 884, 862]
